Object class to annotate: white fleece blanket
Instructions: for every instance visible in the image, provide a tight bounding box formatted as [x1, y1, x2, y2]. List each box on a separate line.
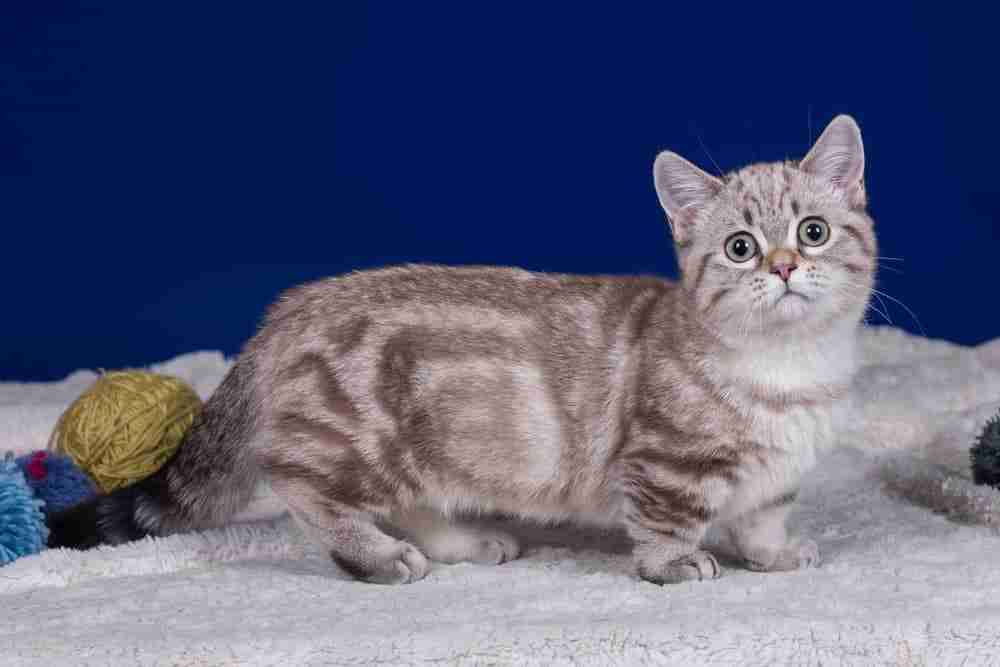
[2, 327, 1000, 666]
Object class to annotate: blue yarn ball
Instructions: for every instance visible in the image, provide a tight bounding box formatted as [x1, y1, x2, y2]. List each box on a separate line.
[15, 451, 97, 515]
[0, 454, 48, 565]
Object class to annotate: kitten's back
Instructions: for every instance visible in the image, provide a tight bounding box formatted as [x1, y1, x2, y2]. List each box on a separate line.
[255, 264, 673, 522]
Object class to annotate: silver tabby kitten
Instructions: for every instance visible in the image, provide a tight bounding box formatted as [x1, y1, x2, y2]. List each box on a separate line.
[51, 115, 875, 586]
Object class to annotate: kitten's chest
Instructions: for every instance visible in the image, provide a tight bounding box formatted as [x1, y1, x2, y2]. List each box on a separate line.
[742, 402, 836, 459]
[718, 402, 835, 520]
[711, 337, 850, 518]
[712, 332, 854, 455]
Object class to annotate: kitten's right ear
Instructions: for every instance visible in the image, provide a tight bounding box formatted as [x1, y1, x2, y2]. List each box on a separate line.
[653, 151, 723, 245]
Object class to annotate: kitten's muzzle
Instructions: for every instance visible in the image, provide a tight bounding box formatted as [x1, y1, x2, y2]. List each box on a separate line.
[767, 248, 800, 283]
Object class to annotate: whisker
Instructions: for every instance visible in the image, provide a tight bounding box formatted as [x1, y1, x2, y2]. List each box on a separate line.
[835, 280, 926, 337]
[864, 301, 892, 325]
[869, 288, 926, 336]
[828, 283, 892, 325]
[740, 302, 756, 338]
[869, 291, 893, 324]
[692, 125, 725, 178]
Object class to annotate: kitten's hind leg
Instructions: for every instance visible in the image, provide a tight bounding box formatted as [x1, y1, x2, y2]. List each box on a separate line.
[269, 475, 429, 585]
[726, 491, 820, 572]
[393, 507, 520, 565]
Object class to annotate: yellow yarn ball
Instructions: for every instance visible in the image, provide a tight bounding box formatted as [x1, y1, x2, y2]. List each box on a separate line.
[49, 370, 203, 493]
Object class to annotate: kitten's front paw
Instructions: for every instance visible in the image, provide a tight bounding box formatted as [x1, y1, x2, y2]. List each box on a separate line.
[746, 539, 820, 572]
[786, 539, 821, 569]
[364, 543, 430, 585]
[471, 532, 521, 565]
[639, 550, 722, 585]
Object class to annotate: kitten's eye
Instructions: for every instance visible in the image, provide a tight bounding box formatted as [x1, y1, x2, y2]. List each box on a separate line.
[724, 232, 758, 263]
[798, 217, 830, 247]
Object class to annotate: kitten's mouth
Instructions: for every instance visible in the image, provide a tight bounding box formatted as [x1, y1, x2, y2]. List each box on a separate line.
[776, 290, 807, 302]
[772, 289, 809, 315]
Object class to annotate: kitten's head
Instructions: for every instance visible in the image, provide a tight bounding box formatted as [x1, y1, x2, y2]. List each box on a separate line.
[653, 115, 875, 342]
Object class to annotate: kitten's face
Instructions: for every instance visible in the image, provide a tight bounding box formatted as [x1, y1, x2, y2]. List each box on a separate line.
[653, 115, 875, 341]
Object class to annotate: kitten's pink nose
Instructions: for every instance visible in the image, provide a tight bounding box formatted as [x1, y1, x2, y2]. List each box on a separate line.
[767, 249, 800, 282]
[771, 262, 797, 282]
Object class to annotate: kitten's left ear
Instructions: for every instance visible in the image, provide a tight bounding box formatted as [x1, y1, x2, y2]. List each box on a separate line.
[800, 114, 866, 207]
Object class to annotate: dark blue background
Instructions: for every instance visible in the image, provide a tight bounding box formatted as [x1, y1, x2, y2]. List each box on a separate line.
[2, 3, 996, 380]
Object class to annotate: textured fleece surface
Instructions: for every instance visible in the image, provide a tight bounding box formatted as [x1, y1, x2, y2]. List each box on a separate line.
[2, 327, 1000, 666]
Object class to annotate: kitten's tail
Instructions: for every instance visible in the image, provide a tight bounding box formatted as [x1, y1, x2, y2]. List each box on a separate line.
[47, 357, 261, 549]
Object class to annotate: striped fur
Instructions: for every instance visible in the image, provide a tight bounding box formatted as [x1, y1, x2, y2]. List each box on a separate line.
[49, 116, 873, 586]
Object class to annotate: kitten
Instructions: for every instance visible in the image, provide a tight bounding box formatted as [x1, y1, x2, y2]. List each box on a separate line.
[50, 115, 875, 585]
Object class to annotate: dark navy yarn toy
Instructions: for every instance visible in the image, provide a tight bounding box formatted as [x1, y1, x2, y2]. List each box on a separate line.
[971, 411, 1000, 489]
[0, 450, 97, 565]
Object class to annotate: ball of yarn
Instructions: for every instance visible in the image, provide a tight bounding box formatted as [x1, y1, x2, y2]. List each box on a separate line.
[0, 454, 48, 565]
[15, 451, 97, 515]
[49, 371, 202, 493]
[972, 410, 1000, 489]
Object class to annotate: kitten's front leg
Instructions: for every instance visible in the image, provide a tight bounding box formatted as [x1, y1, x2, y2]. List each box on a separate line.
[624, 472, 725, 585]
[726, 491, 820, 572]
